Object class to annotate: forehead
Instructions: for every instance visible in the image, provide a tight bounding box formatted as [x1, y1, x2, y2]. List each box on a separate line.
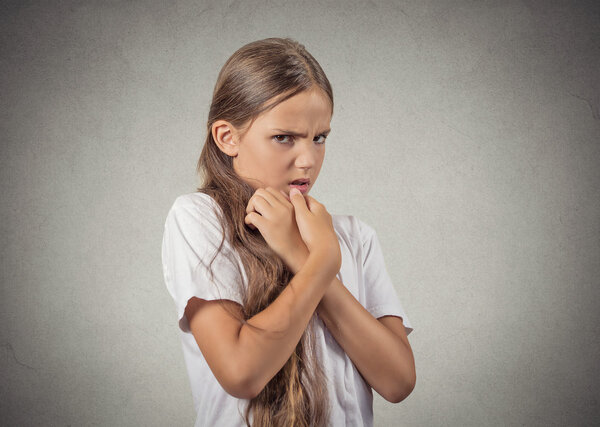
[254, 89, 332, 130]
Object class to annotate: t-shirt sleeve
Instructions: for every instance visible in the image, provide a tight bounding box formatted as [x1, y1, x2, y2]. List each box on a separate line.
[161, 195, 245, 333]
[358, 219, 414, 336]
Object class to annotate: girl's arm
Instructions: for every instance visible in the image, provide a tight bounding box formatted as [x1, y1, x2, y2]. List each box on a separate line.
[290, 246, 416, 403]
[316, 278, 416, 403]
[185, 248, 338, 400]
[186, 190, 341, 400]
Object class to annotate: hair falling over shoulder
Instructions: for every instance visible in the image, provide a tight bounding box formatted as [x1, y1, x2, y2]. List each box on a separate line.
[195, 38, 334, 426]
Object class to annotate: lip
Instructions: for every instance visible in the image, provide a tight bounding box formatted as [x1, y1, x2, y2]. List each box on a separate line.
[288, 180, 310, 196]
[289, 178, 311, 186]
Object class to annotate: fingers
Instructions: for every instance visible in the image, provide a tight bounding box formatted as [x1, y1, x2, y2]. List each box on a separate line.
[247, 187, 293, 215]
[244, 211, 264, 230]
[289, 188, 309, 214]
[246, 195, 269, 215]
[263, 187, 290, 207]
[303, 195, 323, 212]
[291, 191, 323, 212]
[245, 188, 294, 232]
[280, 189, 291, 202]
[246, 190, 274, 217]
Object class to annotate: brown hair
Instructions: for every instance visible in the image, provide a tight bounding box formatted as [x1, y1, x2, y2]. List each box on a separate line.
[195, 38, 333, 426]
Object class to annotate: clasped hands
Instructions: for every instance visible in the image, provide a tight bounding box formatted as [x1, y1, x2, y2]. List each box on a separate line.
[244, 187, 341, 276]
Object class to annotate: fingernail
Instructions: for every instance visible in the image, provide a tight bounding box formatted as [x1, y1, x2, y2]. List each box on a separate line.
[290, 188, 300, 197]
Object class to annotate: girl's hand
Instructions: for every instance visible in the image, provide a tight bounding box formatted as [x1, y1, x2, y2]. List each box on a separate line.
[245, 187, 308, 273]
[288, 188, 341, 276]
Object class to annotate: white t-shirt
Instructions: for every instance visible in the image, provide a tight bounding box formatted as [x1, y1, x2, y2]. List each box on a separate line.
[161, 192, 414, 426]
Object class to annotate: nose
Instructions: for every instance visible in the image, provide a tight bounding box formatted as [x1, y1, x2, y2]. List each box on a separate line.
[294, 140, 319, 169]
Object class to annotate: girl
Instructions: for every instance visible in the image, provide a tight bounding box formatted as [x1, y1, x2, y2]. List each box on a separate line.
[161, 37, 415, 427]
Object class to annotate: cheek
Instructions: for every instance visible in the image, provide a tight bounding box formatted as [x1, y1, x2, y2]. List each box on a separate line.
[316, 150, 326, 168]
[254, 148, 279, 169]
[267, 159, 289, 178]
[242, 143, 269, 168]
[248, 146, 285, 178]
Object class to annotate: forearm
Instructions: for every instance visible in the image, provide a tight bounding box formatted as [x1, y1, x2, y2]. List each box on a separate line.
[277, 242, 415, 401]
[316, 278, 415, 402]
[236, 251, 336, 397]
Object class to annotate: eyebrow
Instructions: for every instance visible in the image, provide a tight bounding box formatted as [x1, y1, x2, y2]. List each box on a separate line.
[272, 128, 331, 138]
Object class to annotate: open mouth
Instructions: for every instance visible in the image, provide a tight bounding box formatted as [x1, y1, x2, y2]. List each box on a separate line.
[289, 178, 310, 185]
[289, 179, 310, 194]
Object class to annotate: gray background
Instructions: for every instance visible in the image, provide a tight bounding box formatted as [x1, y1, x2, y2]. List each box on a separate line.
[1, 0, 598, 426]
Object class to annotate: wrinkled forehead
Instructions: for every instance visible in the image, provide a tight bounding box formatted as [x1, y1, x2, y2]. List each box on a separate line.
[239, 87, 332, 135]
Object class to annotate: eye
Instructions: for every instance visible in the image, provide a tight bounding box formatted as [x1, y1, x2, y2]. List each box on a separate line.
[272, 134, 328, 145]
[314, 134, 327, 144]
[273, 135, 293, 144]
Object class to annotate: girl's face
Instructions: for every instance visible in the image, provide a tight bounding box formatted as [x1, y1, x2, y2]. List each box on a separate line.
[231, 88, 332, 198]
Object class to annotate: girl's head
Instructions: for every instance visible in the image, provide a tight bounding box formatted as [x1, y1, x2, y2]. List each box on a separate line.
[200, 37, 333, 198]
[196, 38, 331, 427]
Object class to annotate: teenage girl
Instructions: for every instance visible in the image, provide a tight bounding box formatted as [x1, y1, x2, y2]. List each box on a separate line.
[161, 37, 416, 427]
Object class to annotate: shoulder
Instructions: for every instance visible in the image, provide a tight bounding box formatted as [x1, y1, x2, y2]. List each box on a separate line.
[167, 192, 221, 219]
[164, 192, 226, 241]
[170, 191, 220, 213]
[331, 213, 376, 248]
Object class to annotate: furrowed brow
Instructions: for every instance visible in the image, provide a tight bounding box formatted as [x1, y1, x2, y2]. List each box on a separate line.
[272, 128, 331, 137]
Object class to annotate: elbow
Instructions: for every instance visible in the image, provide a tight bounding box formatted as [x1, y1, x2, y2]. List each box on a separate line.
[383, 368, 416, 404]
[220, 361, 264, 400]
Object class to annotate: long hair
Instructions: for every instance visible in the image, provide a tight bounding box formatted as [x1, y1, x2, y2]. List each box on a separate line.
[196, 38, 333, 426]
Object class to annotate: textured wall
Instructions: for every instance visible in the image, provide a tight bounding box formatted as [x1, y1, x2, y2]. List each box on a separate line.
[1, 1, 598, 426]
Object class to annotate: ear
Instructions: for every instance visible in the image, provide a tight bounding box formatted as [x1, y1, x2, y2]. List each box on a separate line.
[212, 120, 240, 157]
